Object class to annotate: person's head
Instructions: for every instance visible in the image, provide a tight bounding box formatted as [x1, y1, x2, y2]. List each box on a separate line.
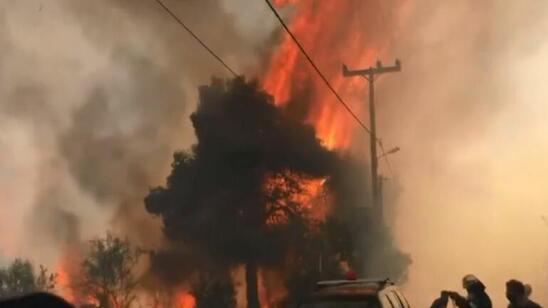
[462, 274, 485, 295]
[506, 279, 526, 303]
[524, 284, 532, 298]
[0, 292, 74, 308]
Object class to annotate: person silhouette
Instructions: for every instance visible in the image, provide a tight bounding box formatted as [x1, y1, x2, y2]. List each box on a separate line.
[431, 275, 492, 308]
[0, 292, 74, 308]
[506, 279, 541, 308]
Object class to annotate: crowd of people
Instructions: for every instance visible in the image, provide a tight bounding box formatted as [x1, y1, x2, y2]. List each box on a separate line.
[431, 275, 542, 308]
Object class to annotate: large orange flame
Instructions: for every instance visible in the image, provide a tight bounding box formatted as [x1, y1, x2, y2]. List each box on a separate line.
[258, 2, 399, 305]
[263, 0, 394, 150]
[59, 2, 396, 308]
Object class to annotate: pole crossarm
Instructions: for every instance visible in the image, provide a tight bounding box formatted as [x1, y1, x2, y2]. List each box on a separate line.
[342, 59, 401, 78]
[341, 59, 401, 224]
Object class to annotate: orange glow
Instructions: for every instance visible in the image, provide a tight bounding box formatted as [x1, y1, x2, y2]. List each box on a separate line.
[258, 270, 270, 308]
[301, 178, 332, 221]
[55, 249, 96, 306]
[55, 263, 75, 303]
[272, 0, 296, 6]
[262, 1, 392, 150]
[175, 291, 196, 308]
[264, 171, 331, 225]
[258, 268, 288, 308]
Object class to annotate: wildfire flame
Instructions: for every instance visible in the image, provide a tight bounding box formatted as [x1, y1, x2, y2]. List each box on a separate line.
[56, 263, 75, 304]
[264, 171, 330, 225]
[56, 2, 392, 308]
[175, 291, 196, 308]
[257, 2, 396, 305]
[55, 249, 100, 307]
[262, 0, 392, 150]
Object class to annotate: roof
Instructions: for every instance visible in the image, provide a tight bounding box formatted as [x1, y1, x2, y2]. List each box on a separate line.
[311, 278, 393, 297]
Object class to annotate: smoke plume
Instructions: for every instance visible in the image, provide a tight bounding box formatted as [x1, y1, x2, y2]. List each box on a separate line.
[374, 0, 548, 306]
[2, 0, 548, 307]
[0, 0, 269, 266]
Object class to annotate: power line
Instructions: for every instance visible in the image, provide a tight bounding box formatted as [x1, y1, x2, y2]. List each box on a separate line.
[262, 0, 371, 135]
[378, 140, 394, 177]
[152, 0, 238, 77]
[263, 0, 396, 174]
[155, 0, 395, 176]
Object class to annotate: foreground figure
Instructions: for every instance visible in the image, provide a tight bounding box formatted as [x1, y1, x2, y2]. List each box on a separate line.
[451, 275, 492, 308]
[506, 279, 542, 308]
[431, 274, 492, 308]
[0, 292, 74, 308]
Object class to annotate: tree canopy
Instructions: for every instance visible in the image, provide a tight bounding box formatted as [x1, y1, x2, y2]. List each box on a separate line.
[0, 259, 57, 298]
[145, 77, 410, 307]
[79, 234, 141, 308]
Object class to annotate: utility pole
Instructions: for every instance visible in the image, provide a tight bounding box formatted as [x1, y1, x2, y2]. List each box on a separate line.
[342, 59, 401, 223]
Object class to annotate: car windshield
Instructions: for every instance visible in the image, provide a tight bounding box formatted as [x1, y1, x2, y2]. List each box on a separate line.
[299, 297, 380, 308]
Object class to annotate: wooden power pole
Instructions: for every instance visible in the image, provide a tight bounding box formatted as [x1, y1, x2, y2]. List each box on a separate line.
[342, 59, 401, 223]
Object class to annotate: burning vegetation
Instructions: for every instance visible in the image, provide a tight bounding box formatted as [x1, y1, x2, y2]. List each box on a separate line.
[139, 1, 410, 306]
[262, 0, 403, 150]
[144, 77, 410, 308]
[0, 0, 411, 307]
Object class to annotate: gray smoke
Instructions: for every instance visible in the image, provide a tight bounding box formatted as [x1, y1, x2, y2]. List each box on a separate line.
[0, 0, 274, 266]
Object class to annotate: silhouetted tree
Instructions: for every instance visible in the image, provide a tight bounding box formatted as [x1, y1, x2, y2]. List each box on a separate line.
[146, 77, 411, 307]
[0, 259, 57, 298]
[79, 234, 141, 308]
[146, 78, 338, 308]
[191, 269, 236, 308]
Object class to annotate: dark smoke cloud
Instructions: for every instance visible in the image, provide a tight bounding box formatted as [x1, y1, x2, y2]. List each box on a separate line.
[146, 77, 338, 256]
[0, 2, 411, 303]
[0, 0, 273, 263]
[60, 53, 185, 203]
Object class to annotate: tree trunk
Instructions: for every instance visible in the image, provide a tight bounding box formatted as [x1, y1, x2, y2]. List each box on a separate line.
[245, 261, 260, 308]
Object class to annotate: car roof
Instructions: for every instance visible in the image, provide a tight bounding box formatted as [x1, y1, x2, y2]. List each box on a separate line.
[311, 278, 393, 297]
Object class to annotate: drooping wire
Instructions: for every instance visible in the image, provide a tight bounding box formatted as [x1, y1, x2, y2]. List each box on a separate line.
[262, 0, 372, 135]
[263, 0, 397, 175]
[152, 0, 238, 77]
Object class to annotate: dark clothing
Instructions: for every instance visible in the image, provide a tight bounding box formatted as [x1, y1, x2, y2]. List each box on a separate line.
[452, 291, 492, 308]
[433, 277, 492, 308]
[508, 300, 542, 308]
[431, 295, 449, 308]
[0, 292, 74, 308]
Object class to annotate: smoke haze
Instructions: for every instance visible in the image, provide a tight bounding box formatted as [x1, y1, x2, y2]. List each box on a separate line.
[0, 0, 270, 265]
[1, 0, 548, 307]
[375, 0, 548, 306]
